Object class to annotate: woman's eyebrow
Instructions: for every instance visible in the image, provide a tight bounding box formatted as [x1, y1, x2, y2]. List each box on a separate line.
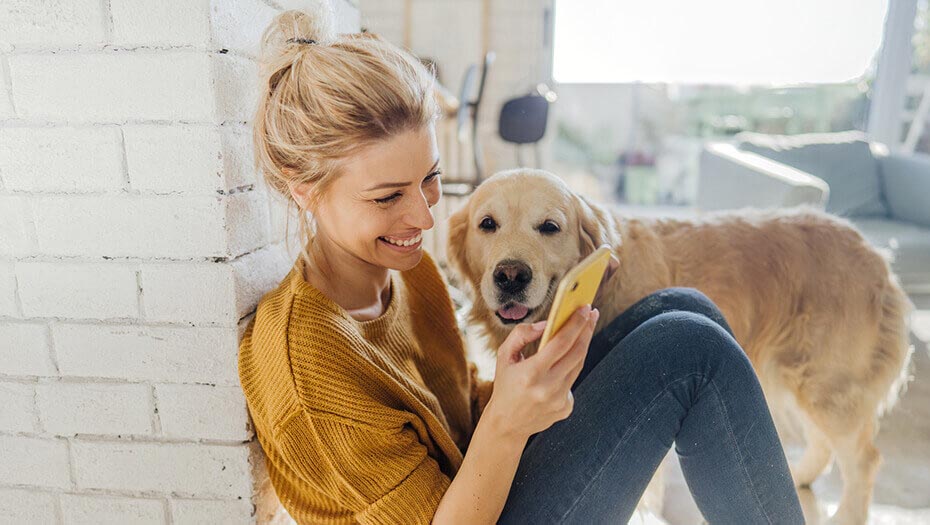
[363, 158, 440, 192]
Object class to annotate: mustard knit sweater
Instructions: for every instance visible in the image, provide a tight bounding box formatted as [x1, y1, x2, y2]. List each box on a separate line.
[238, 250, 494, 524]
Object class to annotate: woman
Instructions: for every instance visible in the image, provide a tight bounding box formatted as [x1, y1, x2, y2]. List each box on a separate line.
[239, 7, 805, 524]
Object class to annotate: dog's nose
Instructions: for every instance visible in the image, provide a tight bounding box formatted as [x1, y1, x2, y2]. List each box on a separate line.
[493, 260, 532, 294]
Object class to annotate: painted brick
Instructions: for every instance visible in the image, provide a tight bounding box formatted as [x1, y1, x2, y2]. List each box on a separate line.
[219, 126, 257, 191]
[36, 381, 153, 437]
[72, 441, 252, 498]
[212, 54, 258, 123]
[141, 263, 237, 324]
[225, 190, 271, 258]
[209, 0, 278, 56]
[0, 489, 56, 523]
[17, 262, 139, 319]
[156, 384, 251, 441]
[123, 124, 224, 194]
[0, 126, 124, 192]
[110, 0, 210, 47]
[9, 53, 215, 122]
[0, 435, 70, 489]
[0, 262, 18, 316]
[32, 195, 227, 258]
[0, 0, 106, 47]
[0, 381, 36, 432]
[0, 322, 54, 376]
[53, 324, 240, 385]
[60, 494, 165, 525]
[0, 60, 12, 119]
[231, 242, 292, 318]
[0, 195, 36, 257]
[171, 498, 253, 525]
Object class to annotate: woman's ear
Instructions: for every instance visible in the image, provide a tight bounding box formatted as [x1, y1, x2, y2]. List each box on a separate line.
[287, 179, 315, 210]
[445, 203, 474, 284]
[575, 193, 620, 257]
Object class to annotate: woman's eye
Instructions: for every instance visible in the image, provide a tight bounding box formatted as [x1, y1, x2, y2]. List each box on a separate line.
[538, 220, 560, 234]
[479, 216, 497, 232]
[374, 170, 441, 205]
[374, 193, 401, 204]
[424, 169, 442, 183]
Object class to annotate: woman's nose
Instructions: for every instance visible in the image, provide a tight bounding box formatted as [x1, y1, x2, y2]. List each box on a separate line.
[407, 191, 435, 231]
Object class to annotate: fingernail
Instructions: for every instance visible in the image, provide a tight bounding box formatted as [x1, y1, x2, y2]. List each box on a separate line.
[581, 304, 592, 316]
[591, 308, 600, 321]
[531, 320, 546, 330]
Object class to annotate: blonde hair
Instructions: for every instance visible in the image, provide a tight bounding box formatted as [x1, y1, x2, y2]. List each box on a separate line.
[252, 5, 441, 265]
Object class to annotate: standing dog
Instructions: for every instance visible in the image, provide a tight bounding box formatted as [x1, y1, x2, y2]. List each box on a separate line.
[445, 168, 914, 524]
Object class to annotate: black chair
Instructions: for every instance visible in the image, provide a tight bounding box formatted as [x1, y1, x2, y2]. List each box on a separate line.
[498, 84, 556, 169]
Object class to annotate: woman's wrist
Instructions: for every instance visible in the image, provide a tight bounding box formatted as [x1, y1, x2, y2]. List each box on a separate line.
[479, 397, 531, 444]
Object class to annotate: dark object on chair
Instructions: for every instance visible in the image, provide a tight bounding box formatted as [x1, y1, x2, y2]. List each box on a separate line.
[498, 84, 557, 169]
[443, 52, 495, 197]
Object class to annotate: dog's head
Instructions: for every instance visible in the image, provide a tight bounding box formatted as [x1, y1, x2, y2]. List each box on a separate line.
[446, 168, 619, 336]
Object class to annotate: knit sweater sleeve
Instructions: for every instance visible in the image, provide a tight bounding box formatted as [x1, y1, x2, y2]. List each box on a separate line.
[275, 409, 451, 525]
[468, 361, 494, 424]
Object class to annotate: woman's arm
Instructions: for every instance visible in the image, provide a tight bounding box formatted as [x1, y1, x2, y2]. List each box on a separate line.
[436, 308, 599, 523]
[432, 398, 529, 524]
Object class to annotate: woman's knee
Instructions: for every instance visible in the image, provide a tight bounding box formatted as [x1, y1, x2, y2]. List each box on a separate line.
[624, 310, 751, 376]
[629, 287, 734, 337]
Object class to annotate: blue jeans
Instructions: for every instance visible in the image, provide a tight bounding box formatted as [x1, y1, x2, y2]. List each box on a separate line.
[497, 287, 804, 524]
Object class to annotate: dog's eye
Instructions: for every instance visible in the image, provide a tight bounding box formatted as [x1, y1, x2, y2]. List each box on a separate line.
[479, 216, 497, 232]
[538, 220, 560, 235]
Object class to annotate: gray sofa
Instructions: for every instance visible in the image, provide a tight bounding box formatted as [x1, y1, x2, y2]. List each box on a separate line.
[697, 130, 930, 293]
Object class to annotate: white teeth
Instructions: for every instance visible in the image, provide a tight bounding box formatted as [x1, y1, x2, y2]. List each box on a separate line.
[382, 232, 421, 247]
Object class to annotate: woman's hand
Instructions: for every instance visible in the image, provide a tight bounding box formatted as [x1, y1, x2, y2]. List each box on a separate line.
[484, 304, 600, 441]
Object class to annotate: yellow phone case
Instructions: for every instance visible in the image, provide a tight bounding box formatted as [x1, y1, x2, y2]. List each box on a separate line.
[538, 245, 613, 349]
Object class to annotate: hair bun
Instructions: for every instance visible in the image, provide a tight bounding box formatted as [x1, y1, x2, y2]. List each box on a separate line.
[259, 4, 336, 62]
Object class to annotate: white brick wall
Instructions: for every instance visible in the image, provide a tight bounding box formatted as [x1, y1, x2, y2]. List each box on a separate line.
[71, 441, 252, 497]
[0, 1, 360, 523]
[171, 498, 255, 525]
[0, 381, 36, 433]
[17, 262, 139, 319]
[0, 126, 124, 192]
[0, 489, 58, 523]
[109, 0, 212, 47]
[0, 322, 55, 376]
[0, 435, 71, 488]
[60, 494, 166, 525]
[36, 381, 154, 437]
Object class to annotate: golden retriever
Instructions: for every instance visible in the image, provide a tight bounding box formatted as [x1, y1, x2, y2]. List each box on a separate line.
[445, 168, 915, 525]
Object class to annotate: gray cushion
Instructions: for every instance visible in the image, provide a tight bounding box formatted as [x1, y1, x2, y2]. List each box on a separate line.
[853, 217, 930, 291]
[736, 130, 889, 218]
[879, 153, 930, 228]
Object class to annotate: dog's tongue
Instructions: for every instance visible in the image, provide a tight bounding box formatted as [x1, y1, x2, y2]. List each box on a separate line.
[498, 303, 529, 320]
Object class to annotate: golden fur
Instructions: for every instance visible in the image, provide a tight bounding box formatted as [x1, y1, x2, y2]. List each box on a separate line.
[445, 168, 915, 524]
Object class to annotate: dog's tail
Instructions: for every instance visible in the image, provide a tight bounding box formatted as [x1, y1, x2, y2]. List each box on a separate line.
[874, 273, 916, 418]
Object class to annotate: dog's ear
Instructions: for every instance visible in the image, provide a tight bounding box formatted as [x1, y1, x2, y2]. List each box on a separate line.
[445, 203, 475, 285]
[575, 193, 619, 257]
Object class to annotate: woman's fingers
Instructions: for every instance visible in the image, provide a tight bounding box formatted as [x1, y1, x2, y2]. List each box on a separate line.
[537, 305, 592, 369]
[550, 308, 598, 380]
[498, 321, 546, 364]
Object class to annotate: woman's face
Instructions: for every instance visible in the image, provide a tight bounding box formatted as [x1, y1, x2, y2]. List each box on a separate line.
[312, 124, 442, 272]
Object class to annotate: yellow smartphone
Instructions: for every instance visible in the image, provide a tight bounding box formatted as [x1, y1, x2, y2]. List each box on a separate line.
[538, 244, 613, 349]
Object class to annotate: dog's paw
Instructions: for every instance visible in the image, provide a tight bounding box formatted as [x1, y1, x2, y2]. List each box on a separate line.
[789, 462, 818, 488]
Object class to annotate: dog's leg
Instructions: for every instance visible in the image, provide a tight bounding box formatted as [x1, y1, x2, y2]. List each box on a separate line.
[790, 415, 833, 488]
[827, 419, 881, 525]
